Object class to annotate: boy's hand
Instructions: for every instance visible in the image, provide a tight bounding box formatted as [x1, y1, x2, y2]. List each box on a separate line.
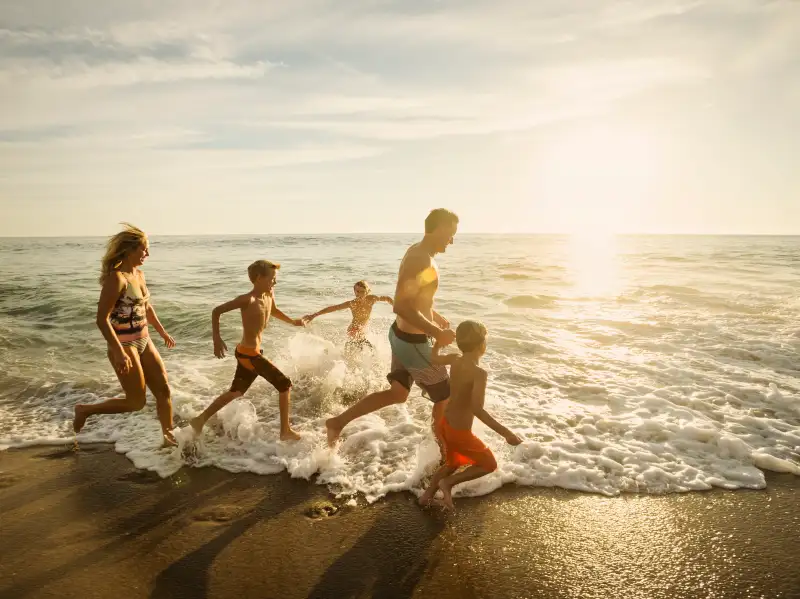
[161, 332, 176, 349]
[213, 337, 227, 359]
[433, 328, 456, 347]
[293, 318, 305, 327]
[505, 431, 523, 446]
[302, 315, 314, 325]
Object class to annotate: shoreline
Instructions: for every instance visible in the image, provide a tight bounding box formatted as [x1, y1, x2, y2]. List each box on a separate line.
[2, 444, 799, 599]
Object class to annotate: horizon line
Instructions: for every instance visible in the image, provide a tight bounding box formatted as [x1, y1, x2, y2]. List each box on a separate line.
[2, 231, 800, 239]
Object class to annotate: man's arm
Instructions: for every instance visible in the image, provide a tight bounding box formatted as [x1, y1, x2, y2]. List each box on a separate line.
[272, 293, 304, 327]
[392, 253, 452, 344]
[432, 310, 449, 329]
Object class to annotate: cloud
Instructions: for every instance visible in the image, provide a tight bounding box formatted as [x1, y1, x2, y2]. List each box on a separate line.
[0, 0, 798, 235]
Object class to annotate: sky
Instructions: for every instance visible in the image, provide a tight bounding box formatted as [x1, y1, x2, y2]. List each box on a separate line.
[0, 0, 798, 236]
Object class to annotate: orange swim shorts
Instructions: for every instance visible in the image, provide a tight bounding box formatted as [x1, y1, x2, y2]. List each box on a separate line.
[440, 418, 497, 472]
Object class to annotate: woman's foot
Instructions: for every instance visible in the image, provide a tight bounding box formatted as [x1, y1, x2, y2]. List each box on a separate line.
[73, 405, 89, 433]
[162, 431, 178, 448]
[280, 427, 302, 442]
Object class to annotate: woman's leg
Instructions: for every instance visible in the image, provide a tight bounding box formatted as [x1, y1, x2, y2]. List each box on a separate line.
[139, 340, 176, 446]
[73, 345, 147, 432]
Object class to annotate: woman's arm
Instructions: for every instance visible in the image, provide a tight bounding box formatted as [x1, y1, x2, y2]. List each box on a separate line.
[96, 272, 130, 372]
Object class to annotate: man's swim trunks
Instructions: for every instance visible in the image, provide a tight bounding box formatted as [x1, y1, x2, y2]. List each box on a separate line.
[386, 322, 450, 403]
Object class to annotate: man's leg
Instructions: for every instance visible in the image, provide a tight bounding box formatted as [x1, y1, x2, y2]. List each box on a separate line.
[326, 380, 409, 446]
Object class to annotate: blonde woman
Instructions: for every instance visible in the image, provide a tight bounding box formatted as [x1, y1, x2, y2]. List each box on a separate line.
[73, 224, 177, 446]
[304, 281, 393, 352]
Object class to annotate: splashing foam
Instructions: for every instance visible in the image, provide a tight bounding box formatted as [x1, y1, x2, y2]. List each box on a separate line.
[3, 329, 800, 501]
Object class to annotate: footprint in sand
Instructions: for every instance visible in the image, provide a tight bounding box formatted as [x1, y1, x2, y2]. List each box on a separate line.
[191, 505, 245, 525]
[303, 500, 340, 520]
[38, 445, 103, 460]
[0, 473, 23, 489]
[117, 470, 162, 485]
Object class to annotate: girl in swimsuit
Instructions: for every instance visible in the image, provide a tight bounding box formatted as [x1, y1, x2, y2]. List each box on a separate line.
[303, 281, 393, 352]
[73, 223, 177, 447]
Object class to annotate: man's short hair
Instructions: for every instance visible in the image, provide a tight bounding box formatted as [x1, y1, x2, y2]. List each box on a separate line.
[424, 208, 459, 234]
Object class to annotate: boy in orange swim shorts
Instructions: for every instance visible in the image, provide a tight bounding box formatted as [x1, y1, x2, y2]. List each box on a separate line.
[419, 320, 522, 510]
[190, 260, 306, 441]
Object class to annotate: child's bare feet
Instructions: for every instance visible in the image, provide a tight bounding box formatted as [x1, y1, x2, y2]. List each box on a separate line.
[438, 480, 455, 510]
[280, 427, 302, 442]
[162, 431, 178, 448]
[418, 487, 438, 506]
[325, 418, 342, 447]
[73, 405, 89, 433]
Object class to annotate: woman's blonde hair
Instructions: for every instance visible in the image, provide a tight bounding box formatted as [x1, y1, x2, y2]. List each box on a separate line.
[100, 223, 148, 284]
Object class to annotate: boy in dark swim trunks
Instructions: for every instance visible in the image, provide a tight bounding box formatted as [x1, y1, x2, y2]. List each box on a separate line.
[419, 320, 521, 510]
[190, 260, 305, 441]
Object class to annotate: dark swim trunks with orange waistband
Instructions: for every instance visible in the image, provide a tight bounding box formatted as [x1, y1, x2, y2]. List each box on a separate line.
[229, 345, 292, 394]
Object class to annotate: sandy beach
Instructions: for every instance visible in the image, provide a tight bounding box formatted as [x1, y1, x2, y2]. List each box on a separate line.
[1, 444, 798, 599]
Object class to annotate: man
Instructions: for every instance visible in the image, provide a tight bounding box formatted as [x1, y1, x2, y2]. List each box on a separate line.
[326, 208, 459, 447]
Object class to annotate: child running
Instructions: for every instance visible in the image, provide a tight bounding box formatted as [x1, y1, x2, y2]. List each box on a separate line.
[303, 281, 393, 353]
[419, 320, 521, 510]
[190, 260, 305, 441]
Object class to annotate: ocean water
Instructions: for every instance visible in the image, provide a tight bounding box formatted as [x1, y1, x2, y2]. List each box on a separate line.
[1, 234, 799, 501]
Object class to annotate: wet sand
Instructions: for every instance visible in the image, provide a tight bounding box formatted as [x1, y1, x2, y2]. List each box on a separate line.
[1, 444, 798, 599]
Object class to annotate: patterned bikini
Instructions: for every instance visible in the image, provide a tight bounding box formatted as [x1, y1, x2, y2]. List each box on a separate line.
[111, 275, 150, 354]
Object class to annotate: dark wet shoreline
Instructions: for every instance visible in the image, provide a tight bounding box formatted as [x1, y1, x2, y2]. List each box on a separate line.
[1, 444, 799, 599]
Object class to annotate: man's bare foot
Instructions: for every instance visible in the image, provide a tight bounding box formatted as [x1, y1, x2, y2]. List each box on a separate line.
[280, 428, 302, 442]
[162, 431, 178, 448]
[189, 416, 204, 435]
[73, 405, 89, 433]
[438, 480, 455, 510]
[325, 418, 342, 447]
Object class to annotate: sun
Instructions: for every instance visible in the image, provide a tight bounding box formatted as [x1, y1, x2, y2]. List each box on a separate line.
[536, 124, 659, 235]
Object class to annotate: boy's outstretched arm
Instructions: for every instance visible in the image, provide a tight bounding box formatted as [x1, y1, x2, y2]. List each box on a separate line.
[272, 292, 304, 327]
[472, 369, 522, 445]
[211, 294, 250, 358]
[304, 300, 352, 322]
[431, 341, 459, 366]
